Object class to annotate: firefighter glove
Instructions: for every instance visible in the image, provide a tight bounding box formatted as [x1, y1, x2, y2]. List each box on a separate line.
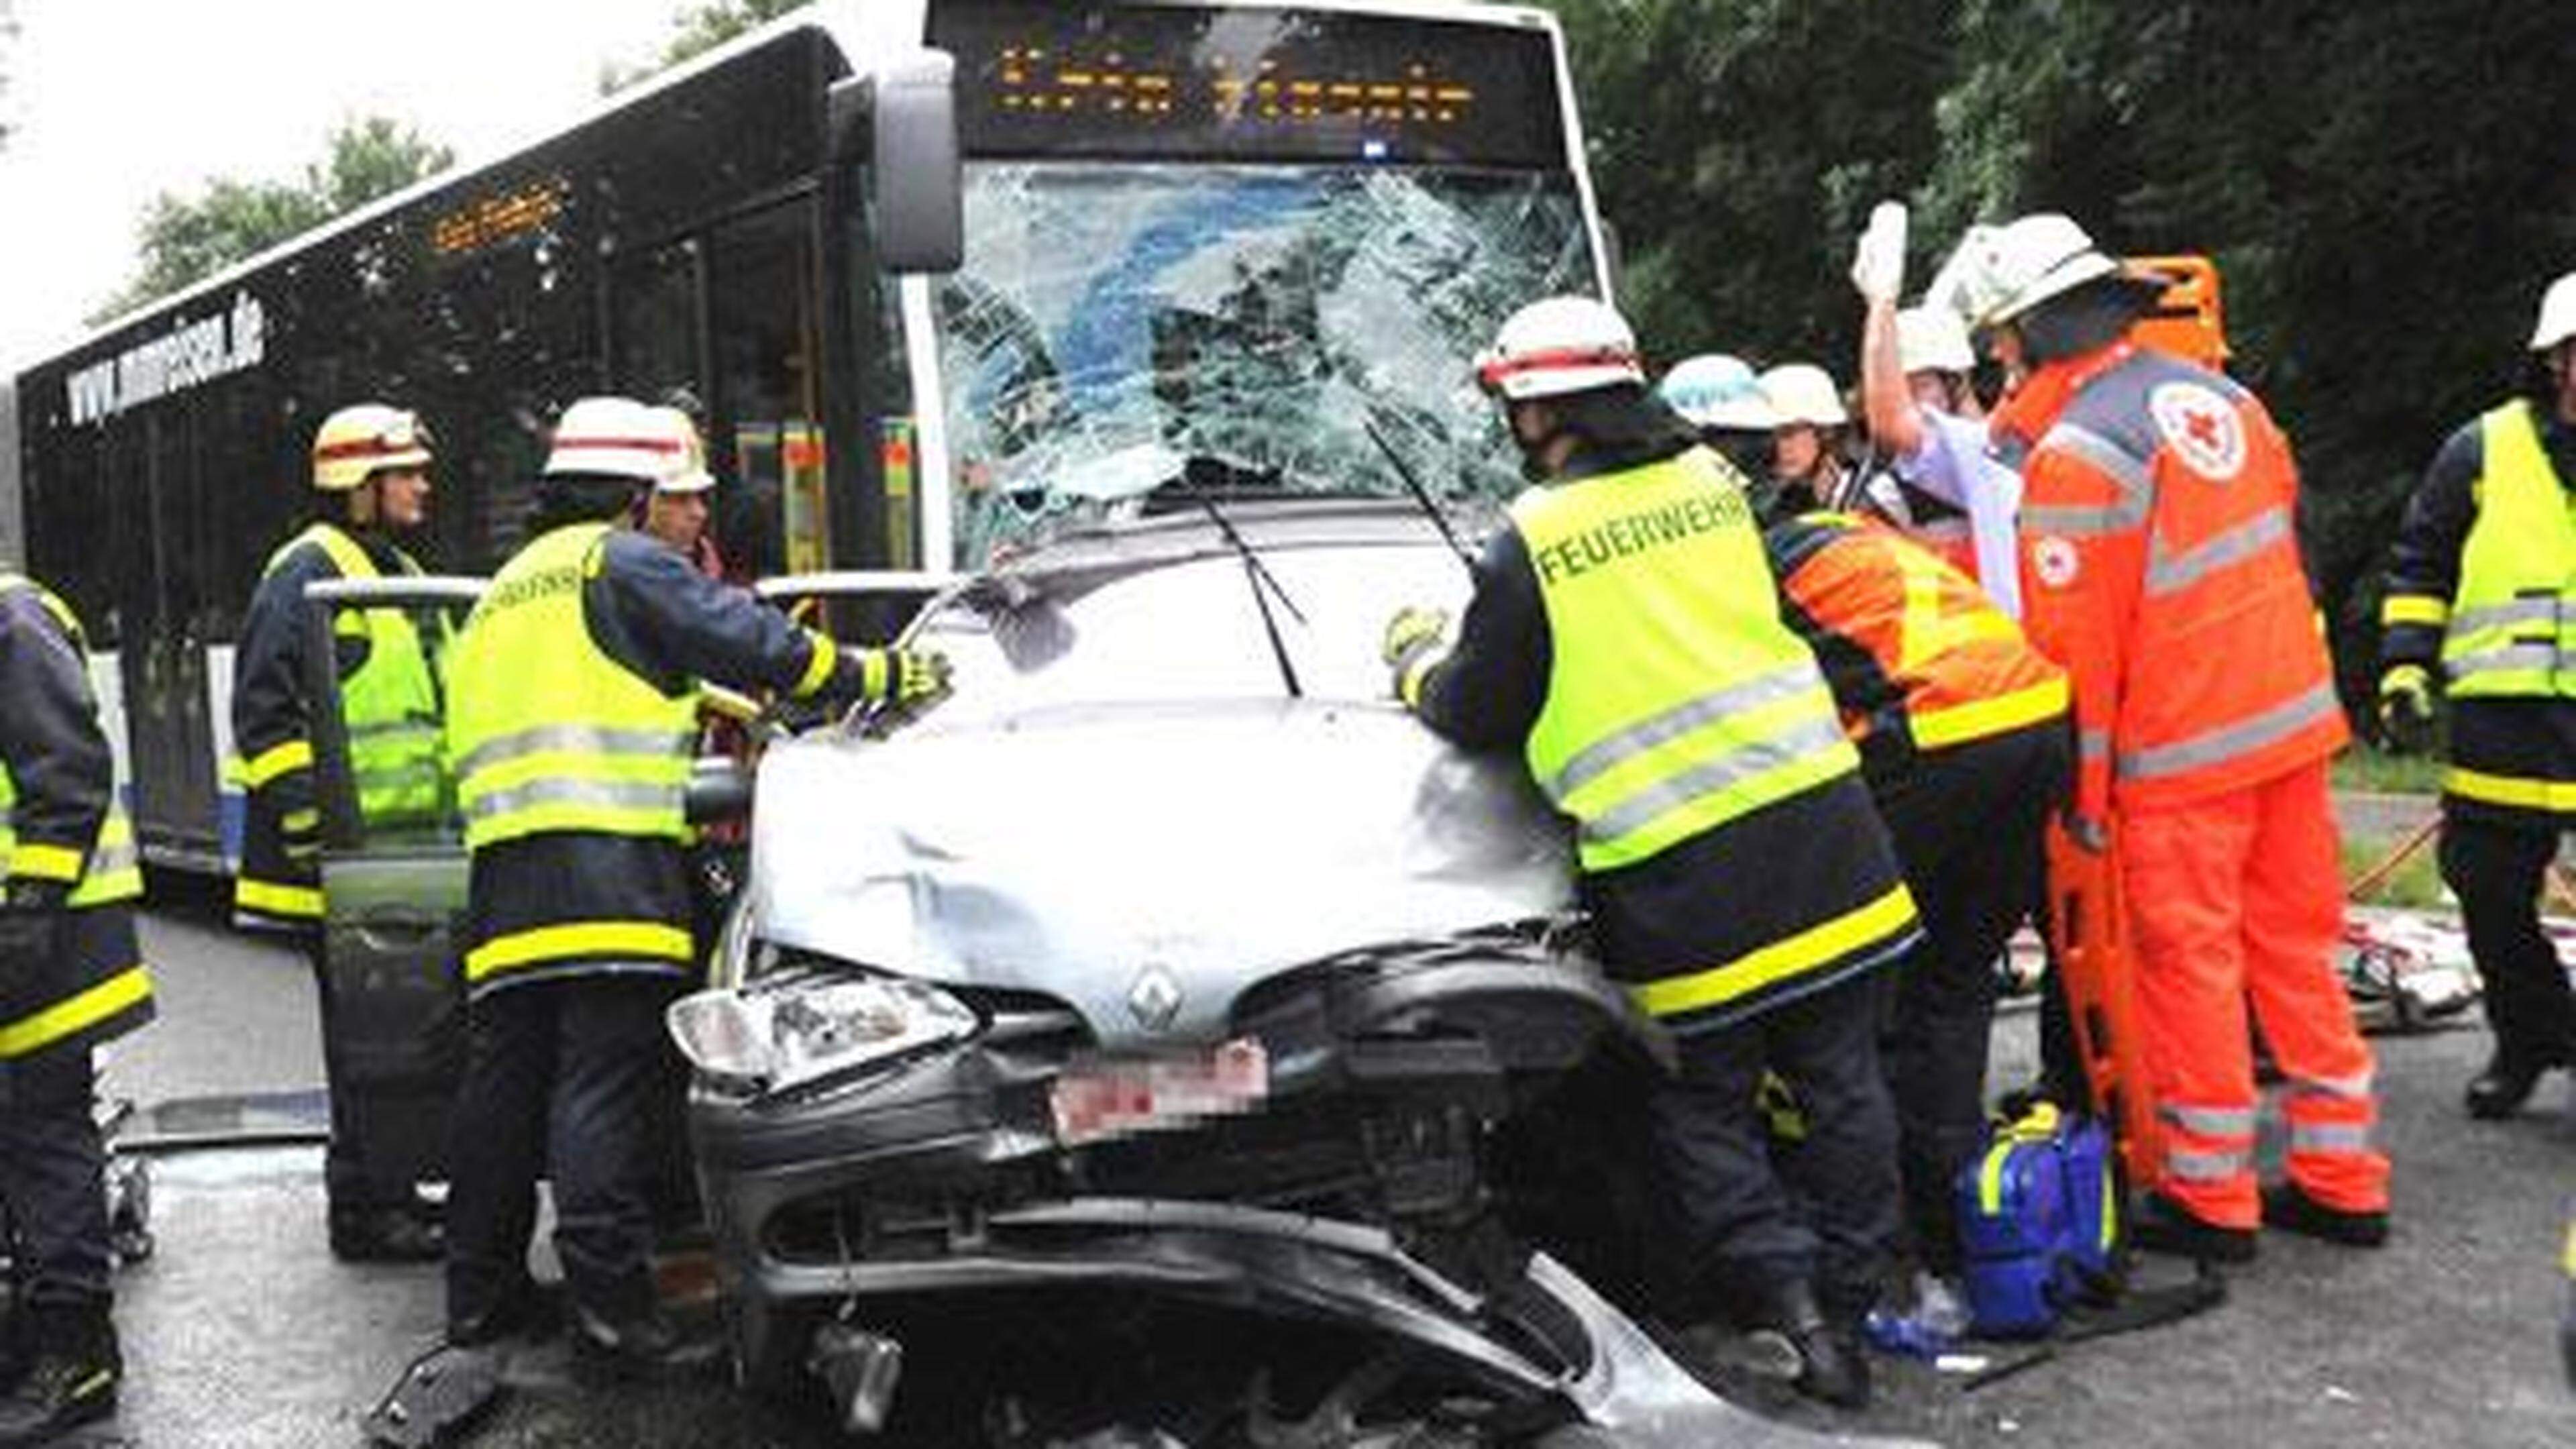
[1382, 605, 1451, 708]
[2377, 664, 2436, 755]
[1849, 200, 1909, 304]
[861, 646, 953, 708]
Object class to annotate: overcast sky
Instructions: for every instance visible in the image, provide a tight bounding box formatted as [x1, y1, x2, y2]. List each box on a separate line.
[0, 0, 694, 371]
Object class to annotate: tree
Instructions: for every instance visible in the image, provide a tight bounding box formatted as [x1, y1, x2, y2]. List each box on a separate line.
[93, 117, 451, 325]
[0, 0, 21, 154]
[599, 0, 804, 94]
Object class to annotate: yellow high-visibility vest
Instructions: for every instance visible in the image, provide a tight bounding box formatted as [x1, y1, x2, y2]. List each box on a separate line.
[2442, 400, 2576, 701]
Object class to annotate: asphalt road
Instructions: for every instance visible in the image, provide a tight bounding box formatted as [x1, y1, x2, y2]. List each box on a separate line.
[57, 906, 2576, 1448]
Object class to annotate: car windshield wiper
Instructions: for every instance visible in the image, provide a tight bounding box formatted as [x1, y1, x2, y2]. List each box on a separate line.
[1173, 455, 1306, 698]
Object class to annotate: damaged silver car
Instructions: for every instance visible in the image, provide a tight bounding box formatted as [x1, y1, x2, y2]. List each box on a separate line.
[671, 494, 1931, 1448]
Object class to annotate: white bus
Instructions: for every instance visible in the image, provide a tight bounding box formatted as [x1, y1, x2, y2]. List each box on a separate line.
[3, 0, 1609, 875]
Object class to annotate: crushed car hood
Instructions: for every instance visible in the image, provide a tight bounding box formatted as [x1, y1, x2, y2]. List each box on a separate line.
[748, 698, 1576, 1049]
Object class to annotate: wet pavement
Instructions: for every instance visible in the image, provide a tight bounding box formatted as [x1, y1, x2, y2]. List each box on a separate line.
[54, 909, 2576, 1447]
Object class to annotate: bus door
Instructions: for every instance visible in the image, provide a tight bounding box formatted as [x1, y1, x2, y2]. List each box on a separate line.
[301, 575, 480, 1188]
[708, 199, 826, 578]
[123, 408, 222, 865]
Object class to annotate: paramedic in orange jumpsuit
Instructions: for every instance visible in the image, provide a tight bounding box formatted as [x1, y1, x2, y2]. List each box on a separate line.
[1933, 213, 2390, 1258]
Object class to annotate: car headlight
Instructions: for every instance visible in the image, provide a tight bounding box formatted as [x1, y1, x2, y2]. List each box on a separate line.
[667, 973, 978, 1096]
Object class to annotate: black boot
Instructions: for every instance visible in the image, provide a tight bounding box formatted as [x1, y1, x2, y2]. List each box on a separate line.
[331, 1205, 446, 1264]
[2464, 1052, 2560, 1120]
[2261, 1181, 2389, 1248]
[2130, 1191, 2257, 1265]
[0, 1301, 120, 1445]
[1747, 1279, 1869, 1409]
[569, 1305, 720, 1384]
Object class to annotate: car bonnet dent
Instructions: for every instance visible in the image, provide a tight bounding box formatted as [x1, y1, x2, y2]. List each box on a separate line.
[747, 698, 1575, 1046]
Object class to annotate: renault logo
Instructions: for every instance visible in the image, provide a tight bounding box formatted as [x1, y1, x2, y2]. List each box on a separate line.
[1128, 966, 1183, 1032]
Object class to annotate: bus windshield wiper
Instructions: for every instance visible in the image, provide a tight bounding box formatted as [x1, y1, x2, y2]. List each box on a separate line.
[1176, 458, 1305, 698]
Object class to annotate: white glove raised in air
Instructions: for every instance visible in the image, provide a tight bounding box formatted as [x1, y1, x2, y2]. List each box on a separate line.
[1849, 200, 1910, 304]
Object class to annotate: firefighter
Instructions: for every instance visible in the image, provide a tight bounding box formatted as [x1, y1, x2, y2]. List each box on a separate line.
[1850, 200, 2026, 619]
[2378, 268, 2576, 1119]
[1934, 213, 2390, 1258]
[231, 401, 447, 1262]
[0, 572, 155, 1444]
[435, 396, 947, 1375]
[1758, 507, 2070, 1309]
[1384, 298, 1921, 1408]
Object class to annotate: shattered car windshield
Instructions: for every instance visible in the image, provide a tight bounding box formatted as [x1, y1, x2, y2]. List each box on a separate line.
[936, 164, 1594, 568]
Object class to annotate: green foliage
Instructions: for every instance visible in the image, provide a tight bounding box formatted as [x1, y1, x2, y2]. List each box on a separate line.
[1543, 0, 2576, 724]
[601, 0, 805, 94]
[93, 117, 451, 325]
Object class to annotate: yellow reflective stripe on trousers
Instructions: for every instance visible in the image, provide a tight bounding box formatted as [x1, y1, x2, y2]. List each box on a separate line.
[1629, 881, 1917, 1020]
[2443, 765, 2576, 813]
[241, 739, 316, 788]
[465, 920, 695, 983]
[7, 841, 83, 883]
[0, 964, 152, 1058]
[2114, 681, 2338, 782]
[236, 876, 323, 919]
[2380, 594, 2449, 629]
[1909, 675, 2070, 751]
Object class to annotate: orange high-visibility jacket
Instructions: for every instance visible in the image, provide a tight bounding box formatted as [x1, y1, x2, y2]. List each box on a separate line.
[1764, 511, 2068, 759]
[1993, 343, 2345, 820]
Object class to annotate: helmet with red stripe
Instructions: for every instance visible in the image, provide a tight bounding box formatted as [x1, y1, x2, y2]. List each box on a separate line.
[311, 403, 433, 492]
[543, 396, 714, 492]
[1475, 296, 1646, 402]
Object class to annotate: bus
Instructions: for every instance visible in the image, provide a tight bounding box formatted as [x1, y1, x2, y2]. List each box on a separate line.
[3, 0, 1609, 876]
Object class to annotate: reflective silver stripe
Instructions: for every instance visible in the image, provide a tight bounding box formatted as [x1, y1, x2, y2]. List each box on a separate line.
[2027, 423, 2155, 535]
[2287, 1069, 2374, 1100]
[455, 724, 694, 782]
[2158, 1103, 2257, 1138]
[2445, 642, 2559, 679]
[2144, 506, 2292, 596]
[350, 716, 440, 742]
[2163, 1146, 2247, 1183]
[462, 777, 685, 824]
[1550, 663, 1822, 800]
[2079, 728, 2112, 766]
[1580, 714, 1851, 847]
[2116, 681, 2338, 781]
[2449, 598, 2559, 636]
[2288, 1122, 2375, 1153]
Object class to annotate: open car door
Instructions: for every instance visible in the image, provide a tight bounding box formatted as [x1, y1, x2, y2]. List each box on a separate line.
[300, 574, 484, 1193]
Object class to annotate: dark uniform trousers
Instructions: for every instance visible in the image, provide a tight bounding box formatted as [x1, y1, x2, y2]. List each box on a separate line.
[2439, 812, 2576, 1070]
[1644, 969, 1900, 1320]
[444, 973, 682, 1336]
[1869, 720, 2072, 1273]
[0, 1045, 113, 1309]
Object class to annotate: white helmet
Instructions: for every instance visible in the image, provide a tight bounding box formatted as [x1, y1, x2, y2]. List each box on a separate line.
[1659, 353, 1777, 430]
[1896, 307, 1976, 375]
[311, 403, 433, 492]
[1475, 296, 1646, 401]
[1928, 213, 2126, 329]
[544, 396, 714, 492]
[2530, 270, 2576, 353]
[1758, 362, 1849, 429]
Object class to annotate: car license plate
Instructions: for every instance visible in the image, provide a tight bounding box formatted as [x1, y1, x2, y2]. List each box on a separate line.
[1051, 1037, 1269, 1146]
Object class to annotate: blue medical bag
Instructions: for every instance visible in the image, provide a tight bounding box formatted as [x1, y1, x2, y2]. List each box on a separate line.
[1956, 1103, 2118, 1338]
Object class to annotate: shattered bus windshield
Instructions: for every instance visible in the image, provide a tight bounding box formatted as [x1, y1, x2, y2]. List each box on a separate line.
[936, 165, 1594, 567]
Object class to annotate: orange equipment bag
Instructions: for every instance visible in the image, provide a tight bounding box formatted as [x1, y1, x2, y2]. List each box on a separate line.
[2126, 255, 2229, 372]
[2044, 822, 2166, 1190]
